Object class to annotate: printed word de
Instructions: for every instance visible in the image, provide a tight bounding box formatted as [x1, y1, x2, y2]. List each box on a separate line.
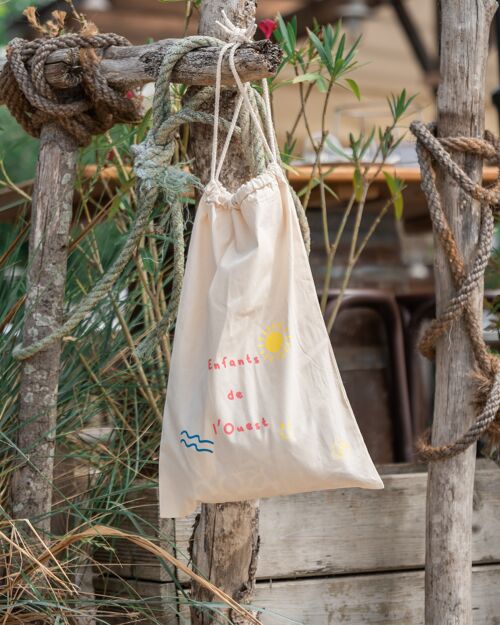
[227, 389, 244, 400]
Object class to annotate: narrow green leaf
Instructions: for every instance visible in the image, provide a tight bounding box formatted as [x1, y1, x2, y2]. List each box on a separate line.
[383, 171, 398, 195]
[323, 24, 333, 51]
[277, 15, 293, 57]
[353, 167, 364, 201]
[308, 28, 333, 73]
[383, 171, 404, 220]
[292, 72, 321, 84]
[335, 33, 346, 64]
[286, 19, 297, 50]
[359, 127, 376, 159]
[345, 78, 361, 101]
[315, 74, 329, 93]
[394, 192, 404, 220]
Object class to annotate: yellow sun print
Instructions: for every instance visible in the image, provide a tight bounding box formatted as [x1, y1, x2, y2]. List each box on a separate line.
[258, 323, 291, 362]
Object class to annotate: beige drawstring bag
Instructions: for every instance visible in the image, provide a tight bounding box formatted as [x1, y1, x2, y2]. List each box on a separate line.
[159, 42, 383, 518]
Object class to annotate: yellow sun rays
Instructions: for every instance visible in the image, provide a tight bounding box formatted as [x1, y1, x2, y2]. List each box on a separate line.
[258, 322, 291, 362]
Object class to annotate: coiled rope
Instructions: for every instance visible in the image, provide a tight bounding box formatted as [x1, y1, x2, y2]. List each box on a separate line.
[410, 120, 500, 460]
[0, 33, 142, 146]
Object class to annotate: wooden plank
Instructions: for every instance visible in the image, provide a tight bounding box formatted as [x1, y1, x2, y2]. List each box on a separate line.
[97, 565, 500, 625]
[3, 164, 497, 223]
[94, 463, 500, 582]
[252, 565, 500, 625]
[288, 164, 499, 186]
[174, 462, 500, 580]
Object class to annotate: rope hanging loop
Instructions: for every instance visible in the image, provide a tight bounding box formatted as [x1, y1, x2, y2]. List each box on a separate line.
[410, 120, 500, 461]
[0, 32, 142, 146]
[10, 24, 310, 361]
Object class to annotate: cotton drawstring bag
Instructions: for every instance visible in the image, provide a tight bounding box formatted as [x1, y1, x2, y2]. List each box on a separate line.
[159, 41, 383, 519]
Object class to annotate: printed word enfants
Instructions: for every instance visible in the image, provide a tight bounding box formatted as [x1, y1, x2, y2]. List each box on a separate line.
[208, 354, 260, 371]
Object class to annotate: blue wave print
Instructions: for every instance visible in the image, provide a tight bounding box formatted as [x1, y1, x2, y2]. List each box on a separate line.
[179, 430, 215, 454]
[179, 430, 214, 445]
[180, 439, 214, 453]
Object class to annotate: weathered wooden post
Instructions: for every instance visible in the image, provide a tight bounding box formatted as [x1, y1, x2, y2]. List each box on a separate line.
[1, 28, 279, 537]
[189, 1, 261, 623]
[10, 123, 78, 534]
[425, 1, 496, 623]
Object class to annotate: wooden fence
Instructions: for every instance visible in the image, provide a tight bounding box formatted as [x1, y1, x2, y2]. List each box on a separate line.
[94, 460, 500, 624]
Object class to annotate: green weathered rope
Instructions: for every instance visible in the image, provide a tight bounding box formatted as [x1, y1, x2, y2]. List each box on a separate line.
[135, 198, 186, 360]
[14, 36, 311, 362]
[13, 36, 228, 361]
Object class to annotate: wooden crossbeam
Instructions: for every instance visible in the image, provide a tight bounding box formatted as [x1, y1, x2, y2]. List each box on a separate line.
[0, 39, 281, 89]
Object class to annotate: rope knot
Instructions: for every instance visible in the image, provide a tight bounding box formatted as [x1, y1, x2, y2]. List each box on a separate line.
[132, 139, 201, 203]
[215, 10, 257, 43]
[0, 33, 142, 146]
[410, 119, 500, 460]
[132, 141, 172, 186]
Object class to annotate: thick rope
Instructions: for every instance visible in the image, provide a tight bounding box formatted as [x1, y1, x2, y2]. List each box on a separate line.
[12, 35, 225, 361]
[0, 33, 142, 146]
[12, 29, 310, 361]
[410, 120, 500, 460]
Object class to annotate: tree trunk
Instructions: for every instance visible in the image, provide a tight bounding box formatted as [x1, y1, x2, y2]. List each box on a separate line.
[426, 2, 496, 624]
[10, 123, 78, 535]
[188, 1, 260, 623]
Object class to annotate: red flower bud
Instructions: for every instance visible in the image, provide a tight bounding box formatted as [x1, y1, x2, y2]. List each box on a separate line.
[258, 19, 277, 40]
[125, 90, 135, 100]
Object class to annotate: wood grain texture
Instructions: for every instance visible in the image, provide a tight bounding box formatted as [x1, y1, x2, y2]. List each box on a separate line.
[97, 565, 500, 625]
[427, 2, 497, 624]
[0, 40, 281, 89]
[100, 463, 500, 582]
[252, 565, 500, 625]
[176, 462, 500, 580]
[10, 124, 78, 533]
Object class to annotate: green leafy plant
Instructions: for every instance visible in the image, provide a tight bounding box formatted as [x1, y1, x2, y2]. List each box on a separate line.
[269, 16, 416, 331]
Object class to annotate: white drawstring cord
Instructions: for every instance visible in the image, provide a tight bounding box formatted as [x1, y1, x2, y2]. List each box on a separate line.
[215, 9, 257, 43]
[261, 77, 278, 161]
[228, 45, 277, 164]
[214, 91, 244, 181]
[210, 10, 278, 183]
[210, 42, 234, 182]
